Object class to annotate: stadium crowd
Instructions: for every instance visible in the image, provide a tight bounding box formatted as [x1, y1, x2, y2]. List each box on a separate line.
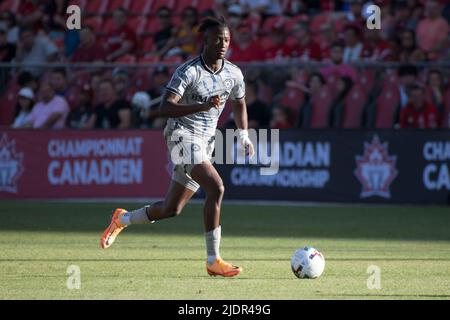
[0, 0, 449, 129]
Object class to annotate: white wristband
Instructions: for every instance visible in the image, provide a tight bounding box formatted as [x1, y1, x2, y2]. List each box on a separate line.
[238, 129, 248, 139]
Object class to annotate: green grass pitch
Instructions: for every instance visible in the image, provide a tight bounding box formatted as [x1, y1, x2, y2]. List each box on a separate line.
[1, 201, 449, 300]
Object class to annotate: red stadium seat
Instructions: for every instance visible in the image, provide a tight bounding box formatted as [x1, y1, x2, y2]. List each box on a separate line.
[138, 55, 159, 64]
[359, 69, 375, 94]
[85, 0, 109, 16]
[102, 17, 115, 35]
[197, 0, 215, 13]
[279, 87, 305, 125]
[129, 0, 152, 15]
[0, 79, 19, 126]
[146, 17, 162, 34]
[84, 16, 103, 31]
[375, 86, 400, 128]
[342, 85, 367, 128]
[140, 37, 155, 53]
[116, 54, 137, 64]
[129, 16, 147, 36]
[107, 0, 130, 13]
[0, 0, 21, 13]
[441, 89, 450, 128]
[310, 85, 334, 128]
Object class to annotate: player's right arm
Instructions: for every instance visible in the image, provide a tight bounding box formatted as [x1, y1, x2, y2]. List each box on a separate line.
[158, 91, 220, 118]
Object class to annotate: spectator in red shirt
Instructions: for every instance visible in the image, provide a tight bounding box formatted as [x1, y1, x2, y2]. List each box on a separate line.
[228, 23, 264, 62]
[289, 23, 322, 61]
[400, 85, 440, 129]
[416, 0, 449, 60]
[321, 42, 358, 82]
[104, 8, 137, 62]
[71, 26, 106, 62]
[362, 28, 391, 61]
[16, 0, 44, 31]
[263, 20, 292, 61]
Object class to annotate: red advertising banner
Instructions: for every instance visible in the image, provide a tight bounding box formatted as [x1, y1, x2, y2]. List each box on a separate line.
[0, 129, 171, 199]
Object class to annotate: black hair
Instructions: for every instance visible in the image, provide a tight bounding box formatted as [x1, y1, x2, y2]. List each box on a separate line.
[308, 72, 326, 86]
[330, 42, 344, 50]
[398, 64, 418, 77]
[198, 16, 228, 33]
[156, 6, 171, 16]
[52, 67, 67, 77]
[407, 84, 425, 94]
[19, 27, 33, 36]
[17, 71, 36, 87]
[114, 7, 128, 15]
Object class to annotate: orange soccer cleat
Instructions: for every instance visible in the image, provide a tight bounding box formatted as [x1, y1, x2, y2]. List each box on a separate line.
[206, 258, 242, 277]
[100, 208, 127, 249]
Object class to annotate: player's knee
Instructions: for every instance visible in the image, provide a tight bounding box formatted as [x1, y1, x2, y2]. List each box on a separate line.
[208, 184, 225, 200]
[163, 204, 183, 218]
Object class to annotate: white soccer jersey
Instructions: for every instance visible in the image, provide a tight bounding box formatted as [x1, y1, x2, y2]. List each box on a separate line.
[165, 55, 245, 137]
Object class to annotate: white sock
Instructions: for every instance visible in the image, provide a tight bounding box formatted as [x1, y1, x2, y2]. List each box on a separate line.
[121, 206, 154, 225]
[205, 226, 221, 265]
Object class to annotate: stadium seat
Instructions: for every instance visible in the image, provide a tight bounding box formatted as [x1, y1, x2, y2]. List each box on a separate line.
[85, 0, 109, 16]
[129, 16, 147, 36]
[310, 85, 334, 128]
[138, 54, 159, 64]
[374, 86, 400, 128]
[359, 69, 375, 95]
[128, 0, 152, 15]
[342, 85, 367, 128]
[146, 17, 162, 34]
[102, 17, 116, 35]
[0, 79, 19, 126]
[0, 0, 21, 13]
[140, 37, 155, 53]
[83, 16, 103, 31]
[257, 81, 273, 107]
[196, 0, 215, 13]
[107, 0, 130, 14]
[116, 54, 137, 64]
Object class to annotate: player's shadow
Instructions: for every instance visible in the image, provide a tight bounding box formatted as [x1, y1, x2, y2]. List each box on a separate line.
[1, 201, 450, 242]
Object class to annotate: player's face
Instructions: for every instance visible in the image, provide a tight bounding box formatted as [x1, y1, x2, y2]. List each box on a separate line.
[206, 27, 231, 60]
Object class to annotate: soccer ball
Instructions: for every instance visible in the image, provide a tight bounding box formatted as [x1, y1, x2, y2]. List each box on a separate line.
[291, 246, 325, 279]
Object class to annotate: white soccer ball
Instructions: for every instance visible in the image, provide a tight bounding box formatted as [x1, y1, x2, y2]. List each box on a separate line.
[291, 246, 325, 279]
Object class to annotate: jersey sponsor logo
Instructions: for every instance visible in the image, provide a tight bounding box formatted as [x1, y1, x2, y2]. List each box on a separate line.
[0, 134, 24, 193]
[354, 135, 398, 198]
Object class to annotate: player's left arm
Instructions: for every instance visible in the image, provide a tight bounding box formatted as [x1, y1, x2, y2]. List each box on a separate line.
[232, 98, 255, 158]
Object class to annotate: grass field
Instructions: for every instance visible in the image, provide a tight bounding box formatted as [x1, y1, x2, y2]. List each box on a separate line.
[1, 201, 449, 300]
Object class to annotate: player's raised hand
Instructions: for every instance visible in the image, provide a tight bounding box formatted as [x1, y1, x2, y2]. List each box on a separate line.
[203, 95, 221, 111]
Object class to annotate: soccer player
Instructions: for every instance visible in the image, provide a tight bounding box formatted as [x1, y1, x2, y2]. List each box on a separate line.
[100, 17, 255, 277]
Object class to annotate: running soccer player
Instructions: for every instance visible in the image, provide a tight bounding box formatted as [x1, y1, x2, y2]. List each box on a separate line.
[100, 17, 255, 277]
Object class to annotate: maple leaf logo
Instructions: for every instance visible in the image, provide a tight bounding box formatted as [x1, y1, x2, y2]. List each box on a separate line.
[0, 134, 24, 193]
[354, 135, 398, 198]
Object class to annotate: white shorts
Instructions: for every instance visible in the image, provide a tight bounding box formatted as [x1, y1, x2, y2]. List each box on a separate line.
[164, 126, 215, 192]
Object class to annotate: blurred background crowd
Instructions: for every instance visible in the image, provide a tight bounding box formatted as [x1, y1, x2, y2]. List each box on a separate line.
[0, 0, 449, 130]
